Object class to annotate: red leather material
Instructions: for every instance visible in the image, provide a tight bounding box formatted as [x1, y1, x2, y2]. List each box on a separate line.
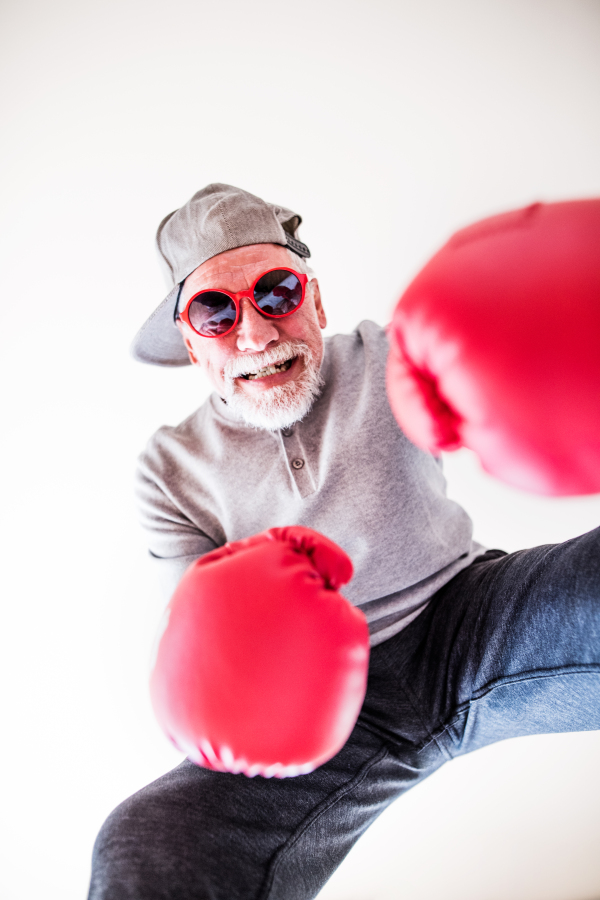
[387, 199, 600, 495]
[150, 527, 369, 778]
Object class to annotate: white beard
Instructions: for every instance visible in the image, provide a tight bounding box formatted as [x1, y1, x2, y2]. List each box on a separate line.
[221, 340, 324, 431]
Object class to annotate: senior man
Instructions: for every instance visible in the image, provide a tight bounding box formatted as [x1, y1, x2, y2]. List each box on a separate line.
[88, 184, 600, 900]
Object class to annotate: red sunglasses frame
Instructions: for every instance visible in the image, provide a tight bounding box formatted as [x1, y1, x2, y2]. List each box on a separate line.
[177, 267, 309, 339]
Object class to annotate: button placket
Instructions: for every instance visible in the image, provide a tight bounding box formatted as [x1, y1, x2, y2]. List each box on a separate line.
[279, 428, 316, 498]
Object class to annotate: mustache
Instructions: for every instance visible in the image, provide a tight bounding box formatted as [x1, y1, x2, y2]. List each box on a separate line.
[223, 341, 312, 380]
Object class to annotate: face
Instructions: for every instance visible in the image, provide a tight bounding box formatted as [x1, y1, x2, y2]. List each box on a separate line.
[176, 244, 327, 429]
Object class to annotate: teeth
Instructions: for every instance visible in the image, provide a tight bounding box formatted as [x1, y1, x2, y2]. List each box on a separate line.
[243, 358, 293, 380]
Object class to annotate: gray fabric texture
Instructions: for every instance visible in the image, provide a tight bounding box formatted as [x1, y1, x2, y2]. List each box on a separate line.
[135, 320, 484, 646]
[131, 183, 310, 367]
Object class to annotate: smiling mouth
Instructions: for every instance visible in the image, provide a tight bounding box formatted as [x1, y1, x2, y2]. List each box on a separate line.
[239, 358, 295, 381]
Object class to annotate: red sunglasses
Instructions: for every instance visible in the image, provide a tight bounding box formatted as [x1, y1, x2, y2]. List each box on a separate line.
[177, 267, 309, 338]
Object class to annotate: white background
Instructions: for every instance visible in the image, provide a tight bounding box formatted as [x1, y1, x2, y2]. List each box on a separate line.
[1, 1, 600, 898]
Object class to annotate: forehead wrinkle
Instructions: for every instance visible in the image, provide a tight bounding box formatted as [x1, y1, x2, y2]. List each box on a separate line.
[180, 244, 295, 306]
[188, 258, 281, 292]
[180, 266, 241, 303]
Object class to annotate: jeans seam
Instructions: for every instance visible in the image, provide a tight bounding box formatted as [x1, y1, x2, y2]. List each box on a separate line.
[469, 663, 600, 703]
[372, 552, 512, 762]
[426, 663, 600, 757]
[258, 744, 389, 900]
[377, 646, 454, 762]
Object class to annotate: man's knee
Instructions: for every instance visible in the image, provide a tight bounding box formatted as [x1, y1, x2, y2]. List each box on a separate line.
[87, 763, 278, 900]
[88, 783, 208, 900]
[89, 792, 156, 899]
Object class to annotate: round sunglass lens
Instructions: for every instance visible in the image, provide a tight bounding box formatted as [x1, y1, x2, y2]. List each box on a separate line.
[253, 270, 302, 315]
[188, 292, 236, 336]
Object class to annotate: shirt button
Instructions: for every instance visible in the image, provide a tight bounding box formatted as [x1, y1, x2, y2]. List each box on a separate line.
[282, 428, 293, 437]
[291, 458, 304, 470]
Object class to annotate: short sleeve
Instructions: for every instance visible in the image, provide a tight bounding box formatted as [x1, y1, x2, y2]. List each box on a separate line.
[135, 462, 219, 603]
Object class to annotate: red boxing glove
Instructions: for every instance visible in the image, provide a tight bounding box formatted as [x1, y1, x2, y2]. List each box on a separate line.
[387, 199, 600, 495]
[150, 527, 369, 777]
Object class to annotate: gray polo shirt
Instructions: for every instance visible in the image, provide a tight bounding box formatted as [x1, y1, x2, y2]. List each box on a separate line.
[136, 320, 483, 646]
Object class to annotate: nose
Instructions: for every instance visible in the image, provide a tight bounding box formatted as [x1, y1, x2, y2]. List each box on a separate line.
[235, 298, 280, 352]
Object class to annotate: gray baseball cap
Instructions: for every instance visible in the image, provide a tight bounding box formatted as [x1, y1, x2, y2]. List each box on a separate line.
[131, 183, 311, 366]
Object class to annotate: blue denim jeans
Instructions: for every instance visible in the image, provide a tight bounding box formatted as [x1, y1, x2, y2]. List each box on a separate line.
[89, 528, 600, 900]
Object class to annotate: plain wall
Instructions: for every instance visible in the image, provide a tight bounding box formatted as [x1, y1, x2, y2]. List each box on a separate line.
[1, 1, 600, 898]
